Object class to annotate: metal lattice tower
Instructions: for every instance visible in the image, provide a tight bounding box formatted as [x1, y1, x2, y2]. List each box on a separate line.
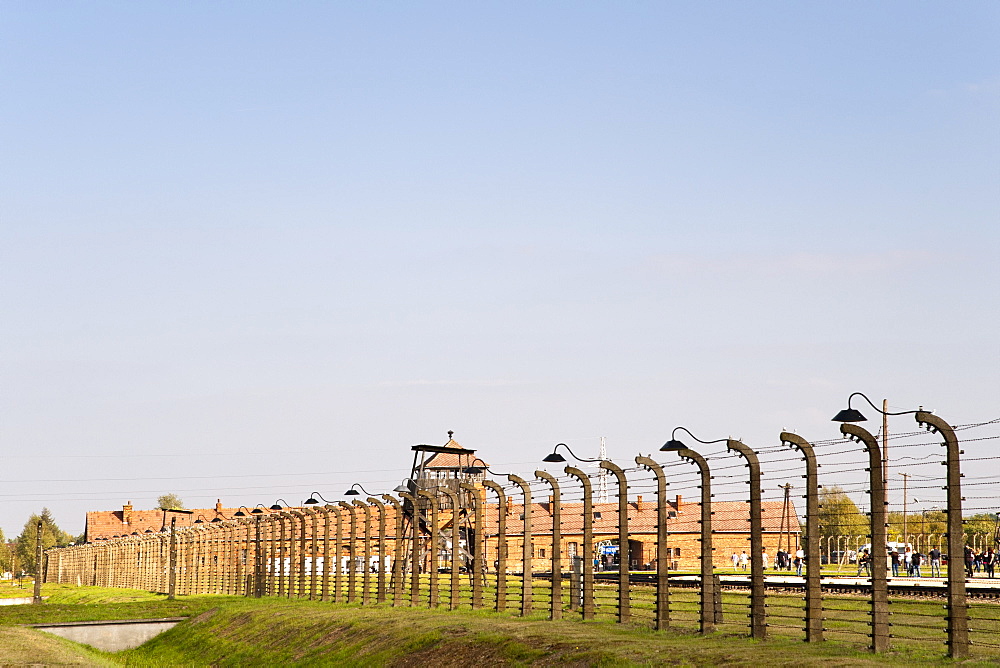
[597, 436, 609, 503]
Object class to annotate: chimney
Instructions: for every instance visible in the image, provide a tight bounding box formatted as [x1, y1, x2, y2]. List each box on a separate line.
[547, 495, 554, 515]
[675, 494, 682, 512]
[216, 499, 223, 515]
[123, 501, 133, 524]
[506, 496, 513, 515]
[636, 495, 644, 512]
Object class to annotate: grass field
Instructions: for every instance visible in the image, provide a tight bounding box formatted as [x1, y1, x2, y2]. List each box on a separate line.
[1, 581, 998, 666]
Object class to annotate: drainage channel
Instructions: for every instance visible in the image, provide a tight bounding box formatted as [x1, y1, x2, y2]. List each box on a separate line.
[29, 617, 188, 651]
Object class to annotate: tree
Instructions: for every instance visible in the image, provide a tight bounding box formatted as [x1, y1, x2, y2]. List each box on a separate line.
[157, 493, 185, 510]
[818, 486, 868, 541]
[963, 512, 999, 547]
[0, 528, 13, 573]
[15, 508, 73, 574]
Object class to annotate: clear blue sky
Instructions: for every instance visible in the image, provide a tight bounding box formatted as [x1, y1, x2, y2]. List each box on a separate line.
[2, 2, 997, 536]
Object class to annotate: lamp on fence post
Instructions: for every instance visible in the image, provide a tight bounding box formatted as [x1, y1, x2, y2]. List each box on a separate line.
[543, 442, 607, 621]
[832, 406, 890, 653]
[833, 393, 969, 659]
[779, 431, 823, 642]
[636, 456, 670, 630]
[662, 429, 719, 634]
[534, 470, 562, 621]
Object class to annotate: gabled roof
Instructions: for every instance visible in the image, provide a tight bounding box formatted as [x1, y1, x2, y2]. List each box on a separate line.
[422, 438, 488, 470]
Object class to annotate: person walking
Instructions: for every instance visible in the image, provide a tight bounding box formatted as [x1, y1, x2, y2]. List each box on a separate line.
[965, 546, 975, 578]
[739, 551, 749, 571]
[795, 547, 805, 577]
[890, 550, 900, 577]
[911, 551, 923, 577]
[985, 549, 996, 578]
[857, 549, 871, 577]
[731, 552, 740, 571]
[903, 548, 913, 576]
[929, 547, 942, 577]
[761, 548, 769, 571]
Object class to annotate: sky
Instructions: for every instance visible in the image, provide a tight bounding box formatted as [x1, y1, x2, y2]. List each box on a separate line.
[1, 2, 998, 538]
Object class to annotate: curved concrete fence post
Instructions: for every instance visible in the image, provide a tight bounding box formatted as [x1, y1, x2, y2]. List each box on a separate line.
[636, 456, 670, 630]
[398, 492, 421, 607]
[482, 481, 508, 613]
[416, 490, 441, 608]
[564, 467, 595, 620]
[665, 447, 717, 634]
[337, 502, 359, 603]
[507, 474, 533, 616]
[726, 439, 766, 639]
[352, 500, 374, 605]
[381, 495, 406, 606]
[535, 470, 562, 620]
[367, 497, 388, 603]
[841, 423, 889, 653]
[459, 482, 485, 610]
[600, 461, 630, 623]
[780, 431, 823, 642]
[916, 411, 969, 659]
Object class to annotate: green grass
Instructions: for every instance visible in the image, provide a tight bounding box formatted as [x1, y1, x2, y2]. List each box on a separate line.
[2, 583, 998, 666]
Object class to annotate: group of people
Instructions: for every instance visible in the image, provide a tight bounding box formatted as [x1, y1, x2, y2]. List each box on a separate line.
[855, 544, 1000, 579]
[964, 546, 997, 578]
[730, 548, 806, 576]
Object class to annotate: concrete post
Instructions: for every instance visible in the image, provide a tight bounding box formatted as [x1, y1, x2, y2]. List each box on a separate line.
[352, 500, 373, 605]
[330, 506, 344, 603]
[33, 521, 43, 604]
[168, 518, 178, 600]
[416, 490, 440, 608]
[916, 412, 968, 659]
[636, 456, 670, 630]
[367, 497, 388, 603]
[337, 502, 359, 603]
[726, 439, 766, 639]
[535, 470, 562, 620]
[600, 461, 630, 623]
[381, 495, 406, 606]
[459, 483, 485, 610]
[398, 492, 421, 607]
[564, 466, 595, 620]
[482, 481, 508, 612]
[507, 474, 533, 616]
[841, 423, 890, 652]
[670, 447, 717, 633]
[780, 432, 823, 642]
[438, 489, 463, 610]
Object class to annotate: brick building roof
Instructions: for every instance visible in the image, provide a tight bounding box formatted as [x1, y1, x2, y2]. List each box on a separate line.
[84, 501, 282, 542]
[478, 496, 799, 536]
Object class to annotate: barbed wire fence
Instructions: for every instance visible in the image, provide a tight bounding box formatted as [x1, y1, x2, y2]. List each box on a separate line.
[42, 415, 1000, 659]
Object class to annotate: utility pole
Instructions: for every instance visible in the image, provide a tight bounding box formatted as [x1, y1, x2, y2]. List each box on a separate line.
[597, 437, 609, 503]
[882, 399, 889, 510]
[778, 484, 793, 554]
[901, 473, 909, 546]
[32, 520, 43, 604]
